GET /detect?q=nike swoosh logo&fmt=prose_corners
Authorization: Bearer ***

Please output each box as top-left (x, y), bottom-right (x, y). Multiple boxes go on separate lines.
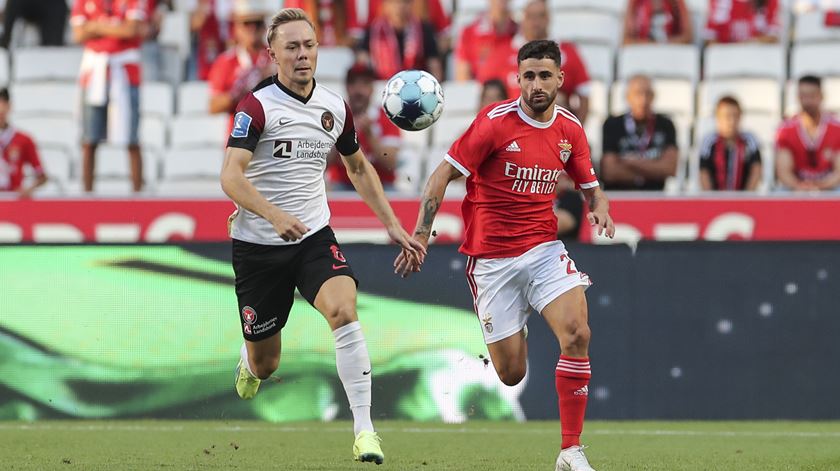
top-left (332, 264), bottom-right (349, 270)
top-left (362, 369), bottom-right (371, 375)
top-left (279, 118), bottom-right (291, 125)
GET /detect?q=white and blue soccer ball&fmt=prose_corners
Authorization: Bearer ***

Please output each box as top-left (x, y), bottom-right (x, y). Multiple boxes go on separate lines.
top-left (382, 70), bottom-right (444, 131)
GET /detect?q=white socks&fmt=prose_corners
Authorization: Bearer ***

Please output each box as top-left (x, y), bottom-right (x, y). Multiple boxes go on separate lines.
top-left (333, 321), bottom-right (374, 435)
top-left (240, 343), bottom-right (257, 377)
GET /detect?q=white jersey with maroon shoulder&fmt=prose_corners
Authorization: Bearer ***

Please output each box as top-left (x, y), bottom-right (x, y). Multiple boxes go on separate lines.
top-left (445, 98), bottom-right (599, 259)
top-left (227, 76), bottom-right (359, 245)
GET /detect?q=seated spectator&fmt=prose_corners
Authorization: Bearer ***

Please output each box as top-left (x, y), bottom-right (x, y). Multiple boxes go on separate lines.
top-left (327, 64), bottom-right (402, 192)
top-left (71, 0), bottom-right (149, 193)
top-left (357, 0), bottom-right (443, 81)
top-left (705, 0), bottom-right (780, 43)
top-left (623, 0), bottom-right (693, 45)
top-left (601, 75), bottom-right (679, 190)
top-left (283, 0), bottom-right (362, 47)
top-left (698, 96), bottom-right (763, 191)
top-left (454, 0), bottom-right (517, 81)
top-left (479, 79), bottom-right (509, 109)
top-left (1, 0), bottom-right (69, 48)
top-left (776, 75), bottom-right (840, 191)
top-left (479, 0), bottom-right (591, 122)
top-left (208, 0), bottom-right (273, 132)
top-left (0, 89), bottom-right (47, 198)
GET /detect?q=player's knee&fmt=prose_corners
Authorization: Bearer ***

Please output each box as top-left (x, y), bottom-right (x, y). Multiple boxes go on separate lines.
top-left (498, 364), bottom-right (527, 386)
top-left (565, 323), bottom-right (591, 350)
top-left (251, 354), bottom-right (279, 380)
top-left (324, 303), bottom-right (357, 329)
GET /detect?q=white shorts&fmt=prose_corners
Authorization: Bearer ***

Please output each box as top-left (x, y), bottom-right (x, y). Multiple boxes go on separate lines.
top-left (465, 240), bottom-right (592, 344)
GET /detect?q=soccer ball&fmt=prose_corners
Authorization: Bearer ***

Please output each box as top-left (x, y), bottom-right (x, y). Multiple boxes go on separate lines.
top-left (382, 70), bottom-right (444, 131)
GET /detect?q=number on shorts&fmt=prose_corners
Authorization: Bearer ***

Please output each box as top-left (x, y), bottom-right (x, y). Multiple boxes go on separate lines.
top-left (559, 253), bottom-right (578, 275)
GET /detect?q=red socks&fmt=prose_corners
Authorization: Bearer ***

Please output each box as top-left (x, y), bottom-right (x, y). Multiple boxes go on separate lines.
top-left (555, 355), bottom-right (591, 449)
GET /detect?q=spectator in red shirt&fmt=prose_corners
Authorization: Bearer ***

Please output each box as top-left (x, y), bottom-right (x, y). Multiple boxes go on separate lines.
top-left (189, 0), bottom-right (227, 80)
top-left (454, 0), bottom-right (518, 81)
top-left (283, 0), bottom-right (362, 47)
top-left (328, 64), bottom-right (402, 192)
top-left (357, 0), bottom-right (443, 81)
top-left (478, 0), bottom-right (592, 123)
top-left (0, 89), bottom-right (47, 198)
top-left (705, 0), bottom-right (780, 44)
top-left (623, 0), bottom-right (693, 45)
top-left (698, 96), bottom-right (763, 191)
top-left (208, 1), bottom-right (273, 130)
top-left (366, 0), bottom-right (452, 53)
top-left (71, 0), bottom-right (149, 193)
top-left (776, 75), bottom-right (840, 191)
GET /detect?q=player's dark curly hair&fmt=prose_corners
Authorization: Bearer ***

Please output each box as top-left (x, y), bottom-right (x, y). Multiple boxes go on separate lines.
top-left (517, 40), bottom-right (562, 66)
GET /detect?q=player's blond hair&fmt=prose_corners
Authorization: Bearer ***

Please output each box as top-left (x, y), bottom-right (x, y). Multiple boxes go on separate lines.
top-left (267, 8), bottom-right (315, 45)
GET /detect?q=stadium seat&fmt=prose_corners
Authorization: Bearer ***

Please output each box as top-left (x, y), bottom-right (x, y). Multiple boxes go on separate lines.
top-left (584, 114), bottom-right (603, 165)
top-left (0, 48), bottom-right (9, 87)
top-left (784, 77), bottom-right (840, 116)
top-left (9, 82), bottom-right (78, 117)
top-left (176, 81), bottom-right (210, 115)
top-left (170, 115), bottom-right (229, 148)
top-left (140, 116), bottom-right (168, 152)
top-left (791, 42), bottom-right (840, 78)
top-left (157, 11), bottom-right (191, 59)
top-left (704, 44), bottom-right (785, 80)
top-left (315, 47), bottom-right (355, 81)
top-left (141, 81), bottom-right (175, 119)
top-left (586, 80), bottom-right (608, 123)
top-left (396, 126), bottom-right (432, 192)
top-left (609, 79), bottom-right (695, 121)
top-left (441, 80), bottom-right (480, 117)
top-left (551, 11), bottom-right (622, 48)
top-left (12, 47), bottom-right (83, 82)
top-left (697, 79), bottom-right (782, 118)
top-left (426, 144), bottom-right (467, 197)
top-left (793, 11), bottom-right (840, 43)
top-left (157, 146), bottom-right (225, 196)
top-left (90, 145), bottom-right (159, 183)
top-left (618, 45), bottom-right (700, 83)
top-left (37, 145), bottom-right (73, 193)
top-left (577, 44), bottom-right (614, 84)
top-left (549, 0), bottom-right (626, 16)
top-left (431, 115), bottom-right (472, 148)
top-left (15, 116), bottom-right (78, 151)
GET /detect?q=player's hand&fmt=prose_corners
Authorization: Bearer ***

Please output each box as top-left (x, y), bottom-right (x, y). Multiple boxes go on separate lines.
top-left (587, 209), bottom-right (615, 239)
top-left (392, 230), bottom-right (428, 278)
top-left (270, 211), bottom-right (309, 242)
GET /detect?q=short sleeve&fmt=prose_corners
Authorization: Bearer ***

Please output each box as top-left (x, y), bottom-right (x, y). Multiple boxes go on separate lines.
top-left (565, 123), bottom-right (599, 189)
top-left (602, 117), bottom-right (621, 155)
top-left (698, 134), bottom-right (715, 169)
top-left (445, 114), bottom-right (495, 177)
top-left (336, 101), bottom-right (361, 156)
top-left (70, 0), bottom-right (87, 25)
top-left (23, 135), bottom-right (44, 176)
top-left (661, 117), bottom-right (677, 148)
top-left (226, 93), bottom-right (265, 152)
top-left (207, 56), bottom-right (230, 95)
top-left (775, 124), bottom-right (790, 150)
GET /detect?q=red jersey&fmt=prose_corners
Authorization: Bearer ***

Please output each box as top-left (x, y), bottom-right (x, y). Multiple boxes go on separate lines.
top-left (477, 37), bottom-right (591, 103)
top-left (0, 128), bottom-right (43, 192)
top-left (454, 14), bottom-right (517, 78)
top-left (208, 47), bottom-right (273, 133)
top-left (328, 107), bottom-right (401, 185)
top-left (283, 0), bottom-right (363, 45)
top-left (776, 114), bottom-right (840, 181)
top-left (367, 0), bottom-right (451, 33)
top-left (705, 0), bottom-right (780, 43)
top-left (445, 100), bottom-right (599, 259)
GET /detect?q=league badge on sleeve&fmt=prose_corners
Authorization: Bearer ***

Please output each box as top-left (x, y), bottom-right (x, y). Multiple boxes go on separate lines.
top-left (232, 112), bottom-right (252, 138)
top-left (559, 140), bottom-right (573, 164)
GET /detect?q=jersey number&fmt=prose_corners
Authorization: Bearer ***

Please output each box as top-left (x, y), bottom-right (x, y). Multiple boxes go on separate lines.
top-left (273, 140), bottom-right (293, 159)
top-left (559, 254), bottom-right (578, 275)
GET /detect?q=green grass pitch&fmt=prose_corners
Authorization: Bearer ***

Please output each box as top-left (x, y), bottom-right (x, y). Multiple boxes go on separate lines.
top-left (2, 420), bottom-right (839, 470)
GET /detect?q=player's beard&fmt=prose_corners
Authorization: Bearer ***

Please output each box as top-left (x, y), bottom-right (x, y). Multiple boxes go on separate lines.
top-left (526, 89), bottom-right (556, 114)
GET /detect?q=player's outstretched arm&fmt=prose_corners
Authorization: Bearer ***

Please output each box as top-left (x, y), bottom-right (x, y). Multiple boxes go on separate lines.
top-left (394, 160), bottom-right (462, 278)
top-left (220, 146), bottom-right (309, 241)
top-left (581, 186), bottom-right (616, 239)
top-left (341, 149), bottom-right (427, 264)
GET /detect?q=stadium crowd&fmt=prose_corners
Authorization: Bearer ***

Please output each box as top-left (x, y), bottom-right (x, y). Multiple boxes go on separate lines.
top-left (0, 0), bottom-right (839, 201)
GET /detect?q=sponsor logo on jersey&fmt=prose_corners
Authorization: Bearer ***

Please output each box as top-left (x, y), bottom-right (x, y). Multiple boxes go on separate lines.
top-left (242, 306), bottom-right (257, 325)
top-left (330, 244), bottom-right (346, 262)
top-left (243, 323), bottom-right (252, 335)
top-left (278, 118), bottom-right (291, 126)
top-left (558, 140), bottom-right (572, 163)
top-left (273, 140), bottom-right (293, 159)
top-left (505, 140), bottom-right (521, 152)
top-left (321, 111), bottom-right (335, 131)
top-left (231, 112), bottom-right (252, 138)
top-left (504, 161), bottom-right (562, 194)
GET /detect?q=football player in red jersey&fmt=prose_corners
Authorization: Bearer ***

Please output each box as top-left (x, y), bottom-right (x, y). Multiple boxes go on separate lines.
top-left (396, 40), bottom-right (614, 471)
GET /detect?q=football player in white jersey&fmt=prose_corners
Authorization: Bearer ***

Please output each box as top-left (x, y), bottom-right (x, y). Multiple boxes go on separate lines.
top-left (220, 8), bottom-right (425, 465)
